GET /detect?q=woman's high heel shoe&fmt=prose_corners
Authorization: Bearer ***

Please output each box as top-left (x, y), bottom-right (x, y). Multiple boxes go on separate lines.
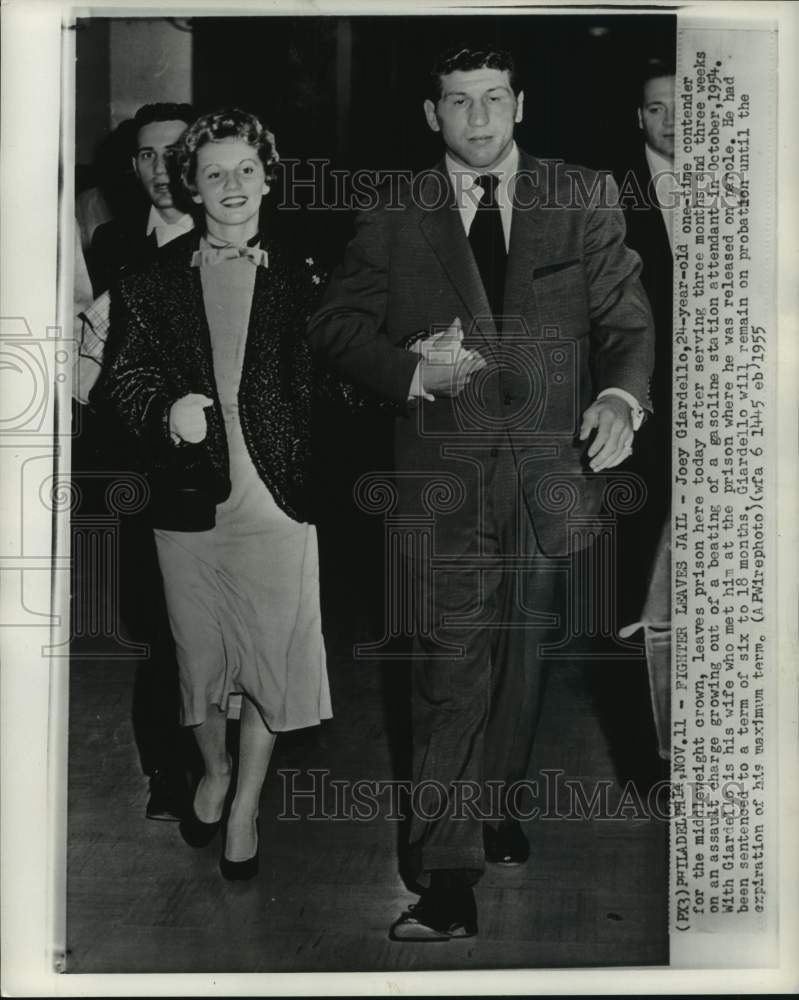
top-left (219, 818), bottom-right (259, 881)
top-left (179, 808), bottom-right (222, 848)
top-left (179, 771), bottom-right (231, 848)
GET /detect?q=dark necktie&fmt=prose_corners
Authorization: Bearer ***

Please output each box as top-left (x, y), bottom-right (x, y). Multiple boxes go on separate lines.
top-left (468, 173), bottom-right (506, 322)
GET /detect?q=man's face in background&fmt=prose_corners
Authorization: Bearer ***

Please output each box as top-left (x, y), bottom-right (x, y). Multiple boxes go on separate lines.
top-left (132, 119), bottom-right (188, 213)
top-left (638, 75), bottom-right (675, 161)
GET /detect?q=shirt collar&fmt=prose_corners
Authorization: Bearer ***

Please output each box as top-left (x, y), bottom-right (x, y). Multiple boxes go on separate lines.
top-left (146, 205), bottom-right (194, 236)
top-left (444, 143), bottom-right (520, 200)
top-left (644, 143), bottom-right (675, 179)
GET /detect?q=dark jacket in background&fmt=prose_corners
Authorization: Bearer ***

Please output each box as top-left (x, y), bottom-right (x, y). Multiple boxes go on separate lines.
top-left (612, 146), bottom-right (673, 624)
top-left (615, 146), bottom-right (673, 428)
top-left (88, 210), bottom-right (160, 297)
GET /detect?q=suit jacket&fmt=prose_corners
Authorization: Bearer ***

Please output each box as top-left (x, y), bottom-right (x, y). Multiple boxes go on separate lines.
top-left (308, 149), bottom-right (655, 556)
top-left (613, 146), bottom-right (674, 626)
top-left (615, 146), bottom-right (673, 426)
top-left (99, 229), bottom-right (328, 526)
top-left (88, 211), bottom-right (159, 297)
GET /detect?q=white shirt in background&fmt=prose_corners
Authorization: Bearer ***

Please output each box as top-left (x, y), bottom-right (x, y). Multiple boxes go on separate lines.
top-left (146, 205), bottom-right (194, 248)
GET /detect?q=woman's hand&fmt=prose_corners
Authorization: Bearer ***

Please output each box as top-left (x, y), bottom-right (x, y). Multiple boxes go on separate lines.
top-left (169, 393), bottom-right (214, 445)
top-left (416, 317), bottom-right (487, 399)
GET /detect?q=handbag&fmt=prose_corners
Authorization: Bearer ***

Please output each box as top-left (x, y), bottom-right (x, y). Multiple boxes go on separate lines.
top-left (147, 442), bottom-right (218, 531)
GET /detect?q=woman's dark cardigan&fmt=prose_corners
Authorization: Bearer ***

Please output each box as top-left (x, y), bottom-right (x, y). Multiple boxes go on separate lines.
top-left (98, 229), bottom-right (346, 527)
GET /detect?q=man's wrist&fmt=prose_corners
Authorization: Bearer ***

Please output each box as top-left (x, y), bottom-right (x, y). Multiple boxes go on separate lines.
top-left (408, 358), bottom-right (435, 402)
top-left (597, 388), bottom-right (644, 430)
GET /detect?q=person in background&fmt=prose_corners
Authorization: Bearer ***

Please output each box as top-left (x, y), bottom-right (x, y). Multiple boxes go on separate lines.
top-left (76, 118), bottom-right (137, 256)
top-left (88, 102), bottom-right (196, 295)
top-left (612, 58), bottom-right (677, 766)
top-left (620, 57), bottom-right (675, 438)
top-left (76, 102), bottom-right (196, 824)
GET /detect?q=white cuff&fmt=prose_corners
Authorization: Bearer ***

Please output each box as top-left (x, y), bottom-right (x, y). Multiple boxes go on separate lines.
top-left (408, 359), bottom-right (434, 402)
top-left (597, 388), bottom-right (644, 431)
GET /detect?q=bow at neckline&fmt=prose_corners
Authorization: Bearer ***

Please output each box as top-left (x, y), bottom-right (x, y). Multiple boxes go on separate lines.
top-left (191, 233), bottom-right (269, 269)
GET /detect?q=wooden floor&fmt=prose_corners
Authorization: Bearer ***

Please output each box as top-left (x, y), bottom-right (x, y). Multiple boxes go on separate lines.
top-left (67, 606), bottom-right (668, 973)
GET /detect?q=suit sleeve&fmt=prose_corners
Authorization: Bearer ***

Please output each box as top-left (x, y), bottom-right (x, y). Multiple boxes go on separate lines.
top-left (584, 174), bottom-right (655, 411)
top-left (96, 277), bottom-right (180, 469)
top-left (87, 222), bottom-right (113, 298)
top-left (306, 205), bottom-right (420, 404)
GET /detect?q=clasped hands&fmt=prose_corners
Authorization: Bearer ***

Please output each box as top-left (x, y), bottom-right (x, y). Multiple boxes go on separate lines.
top-left (168, 323), bottom-right (635, 471)
top-left (411, 316), bottom-right (487, 401)
top-left (411, 316), bottom-right (634, 471)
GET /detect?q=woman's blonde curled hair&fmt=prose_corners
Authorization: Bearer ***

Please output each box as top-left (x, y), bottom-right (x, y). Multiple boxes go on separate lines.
top-left (177, 108), bottom-right (279, 196)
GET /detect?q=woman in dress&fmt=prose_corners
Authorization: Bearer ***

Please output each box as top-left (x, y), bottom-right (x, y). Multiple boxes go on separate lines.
top-left (102, 109), bottom-right (331, 880)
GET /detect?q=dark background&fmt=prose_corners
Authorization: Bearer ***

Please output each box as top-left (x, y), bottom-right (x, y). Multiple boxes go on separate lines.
top-left (191, 14), bottom-right (675, 171)
top-left (78, 13), bottom-right (676, 264)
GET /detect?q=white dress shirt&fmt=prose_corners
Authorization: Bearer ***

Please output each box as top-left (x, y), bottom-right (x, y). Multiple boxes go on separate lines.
top-left (146, 205), bottom-right (194, 247)
top-left (445, 142), bottom-right (518, 249)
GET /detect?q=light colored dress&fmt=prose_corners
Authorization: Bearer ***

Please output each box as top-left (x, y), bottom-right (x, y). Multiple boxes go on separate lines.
top-left (154, 242), bottom-right (332, 731)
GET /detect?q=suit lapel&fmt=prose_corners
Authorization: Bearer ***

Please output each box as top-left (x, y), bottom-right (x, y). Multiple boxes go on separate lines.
top-left (418, 155), bottom-right (562, 340)
top-left (418, 168), bottom-right (496, 345)
top-left (639, 153), bottom-right (671, 258)
top-left (503, 154), bottom-right (559, 325)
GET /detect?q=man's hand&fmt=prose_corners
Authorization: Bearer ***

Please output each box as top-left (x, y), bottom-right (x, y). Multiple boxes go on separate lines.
top-left (415, 317), bottom-right (487, 399)
top-left (579, 395), bottom-right (634, 471)
top-left (169, 393), bottom-right (214, 444)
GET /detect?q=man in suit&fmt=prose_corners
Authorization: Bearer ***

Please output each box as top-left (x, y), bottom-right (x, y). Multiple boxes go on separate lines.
top-left (308, 45), bottom-right (654, 940)
top-left (80, 102), bottom-right (197, 822)
top-left (612, 59), bottom-right (675, 617)
top-left (619, 58), bottom-right (675, 439)
top-left (610, 60), bottom-right (676, 765)
top-left (88, 102), bottom-right (195, 295)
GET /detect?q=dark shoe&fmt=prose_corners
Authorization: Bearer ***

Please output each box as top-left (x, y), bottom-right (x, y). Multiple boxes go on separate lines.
top-left (219, 819), bottom-right (259, 881)
top-left (390, 887), bottom-right (477, 941)
top-left (179, 808), bottom-right (222, 848)
top-left (146, 770), bottom-right (186, 822)
top-left (483, 820), bottom-right (530, 866)
top-left (179, 774), bottom-right (229, 847)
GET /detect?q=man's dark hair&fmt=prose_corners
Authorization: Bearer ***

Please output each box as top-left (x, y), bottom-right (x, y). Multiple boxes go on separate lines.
top-left (638, 57), bottom-right (676, 106)
top-left (131, 102), bottom-right (195, 150)
top-left (429, 45), bottom-right (518, 101)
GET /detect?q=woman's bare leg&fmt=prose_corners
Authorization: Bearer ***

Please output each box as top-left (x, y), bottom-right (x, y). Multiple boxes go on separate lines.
top-left (191, 705), bottom-right (231, 823)
top-left (225, 696), bottom-right (276, 861)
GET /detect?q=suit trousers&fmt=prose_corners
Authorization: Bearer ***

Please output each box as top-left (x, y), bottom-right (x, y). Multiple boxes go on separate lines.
top-left (406, 448), bottom-right (565, 887)
top-left (81, 403), bottom-right (194, 784)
